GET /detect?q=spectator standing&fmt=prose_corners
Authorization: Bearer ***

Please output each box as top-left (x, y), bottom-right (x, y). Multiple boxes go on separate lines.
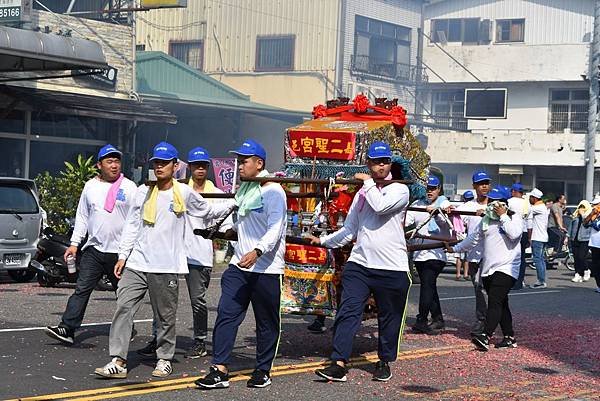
top-left (528, 188), bottom-right (549, 289)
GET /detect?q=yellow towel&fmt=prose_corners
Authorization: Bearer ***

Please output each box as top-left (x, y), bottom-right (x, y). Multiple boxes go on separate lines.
top-left (143, 179), bottom-right (186, 225)
top-left (188, 178), bottom-right (217, 194)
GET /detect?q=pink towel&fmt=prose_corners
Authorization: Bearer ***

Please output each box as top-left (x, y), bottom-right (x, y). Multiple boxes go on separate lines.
top-left (104, 174), bottom-right (124, 213)
top-left (357, 172), bottom-right (392, 212)
top-left (452, 214), bottom-right (465, 234)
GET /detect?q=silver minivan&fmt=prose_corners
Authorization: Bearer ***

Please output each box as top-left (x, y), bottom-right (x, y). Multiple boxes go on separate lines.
top-left (0, 178), bottom-right (43, 282)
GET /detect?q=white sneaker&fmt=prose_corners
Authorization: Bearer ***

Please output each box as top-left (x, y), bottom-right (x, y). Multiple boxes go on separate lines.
top-left (583, 270), bottom-right (591, 281)
top-left (571, 274), bottom-right (583, 283)
top-left (595, 287), bottom-right (600, 293)
top-left (152, 359), bottom-right (173, 378)
top-left (529, 281), bottom-right (547, 289)
top-left (95, 357), bottom-right (127, 379)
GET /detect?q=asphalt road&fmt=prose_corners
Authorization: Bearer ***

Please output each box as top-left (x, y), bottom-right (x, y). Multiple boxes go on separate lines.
top-left (1, 265), bottom-right (599, 401)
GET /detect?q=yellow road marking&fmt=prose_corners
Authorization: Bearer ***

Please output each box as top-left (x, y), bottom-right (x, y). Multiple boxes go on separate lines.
top-left (11, 345), bottom-right (469, 401)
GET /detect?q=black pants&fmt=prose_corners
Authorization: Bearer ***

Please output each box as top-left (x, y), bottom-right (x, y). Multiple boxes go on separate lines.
top-left (212, 265), bottom-right (281, 371)
top-left (330, 262), bottom-right (411, 363)
top-left (589, 247), bottom-right (600, 287)
top-left (572, 240), bottom-right (589, 276)
top-left (482, 272), bottom-right (516, 337)
top-left (414, 260), bottom-right (445, 323)
top-left (61, 247), bottom-right (118, 331)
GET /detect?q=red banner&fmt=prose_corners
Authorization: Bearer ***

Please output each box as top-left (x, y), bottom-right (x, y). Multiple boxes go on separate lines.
top-left (288, 130), bottom-right (355, 160)
top-left (285, 244), bottom-right (328, 266)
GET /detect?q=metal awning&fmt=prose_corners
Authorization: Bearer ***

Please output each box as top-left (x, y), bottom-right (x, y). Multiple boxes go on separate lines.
top-left (2, 85), bottom-right (177, 124)
top-left (0, 25), bottom-right (107, 72)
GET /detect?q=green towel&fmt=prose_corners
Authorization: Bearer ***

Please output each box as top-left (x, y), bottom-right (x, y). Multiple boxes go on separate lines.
top-left (482, 201), bottom-right (506, 231)
top-left (235, 170), bottom-right (270, 216)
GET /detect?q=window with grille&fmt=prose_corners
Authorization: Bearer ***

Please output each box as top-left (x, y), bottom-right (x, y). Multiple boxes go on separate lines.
top-left (169, 41), bottom-right (204, 71)
top-left (255, 36), bottom-right (295, 71)
top-left (496, 19), bottom-right (525, 42)
top-left (431, 90), bottom-right (468, 130)
top-left (549, 89), bottom-right (589, 132)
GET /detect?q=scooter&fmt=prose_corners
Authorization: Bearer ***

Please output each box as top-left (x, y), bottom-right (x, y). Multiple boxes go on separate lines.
top-left (28, 226), bottom-right (114, 290)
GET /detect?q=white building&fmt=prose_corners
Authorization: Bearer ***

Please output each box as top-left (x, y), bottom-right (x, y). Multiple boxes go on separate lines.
top-left (420, 0), bottom-right (595, 201)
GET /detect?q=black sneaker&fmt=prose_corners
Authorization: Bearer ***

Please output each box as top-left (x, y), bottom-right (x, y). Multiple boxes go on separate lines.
top-left (195, 365), bottom-right (230, 389)
top-left (136, 339), bottom-right (157, 356)
top-left (471, 333), bottom-right (489, 352)
top-left (372, 361), bottom-right (392, 382)
top-left (411, 320), bottom-right (431, 334)
top-left (44, 326), bottom-right (74, 345)
top-left (185, 339), bottom-right (208, 359)
top-left (315, 362), bottom-right (347, 382)
top-left (246, 369), bottom-right (272, 388)
top-left (307, 318), bottom-right (327, 333)
top-left (495, 336), bottom-right (517, 349)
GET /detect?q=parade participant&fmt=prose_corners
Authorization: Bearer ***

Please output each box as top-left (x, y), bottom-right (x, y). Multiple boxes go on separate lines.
top-left (310, 141), bottom-right (411, 383)
top-left (569, 200), bottom-right (592, 283)
top-left (458, 171), bottom-right (491, 335)
top-left (196, 139), bottom-right (287, 389)
top-left (94, 142), bottom-right (233, 379)
top-left (45, 144), bottom-right (137, 345)
top-left (136, 147), bottom-right (232, 359)
top-left (455, 190), bottom-right (474, 281)
top-left (448, 187), bottom-right (523, 351)
top-left (528, 188), bottom-right (549, 288)
top-left (584, 195), bottom-right (600, 293)
top-left (508, 183), bottom-right (529, 290)
top-left (407, 175), bottom-right (451, 335)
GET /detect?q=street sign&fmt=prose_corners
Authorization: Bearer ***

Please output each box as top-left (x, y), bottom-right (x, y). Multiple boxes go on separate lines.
top-left (0, 0), bottom-right (21, 23)
top-left (73, 67), bottom-right (118, 90)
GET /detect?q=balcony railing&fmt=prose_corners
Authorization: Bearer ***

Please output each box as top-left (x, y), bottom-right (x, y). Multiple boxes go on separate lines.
top-left (350, 55), bottom-right (427, 83)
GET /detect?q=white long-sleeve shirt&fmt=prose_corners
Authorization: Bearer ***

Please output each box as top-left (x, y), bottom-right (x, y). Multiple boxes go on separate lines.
top-left (320, 179), bottom-right (410, 271)
top-left (230, 183), bottom-right (287, 274)
top-left (70, 177), bottom-right (138, 253)
top-left (185, 187), bottom-right (233, 267)
top-left (405, 198), bottom-right (451, 263)
top-left (528, 203), bottom-right (549, 242)
top-left (458, 199), bottom-right (487, 263)
top-left (453, 213), bottom-right (523, 279)
top-left (118, 184), bottom-right (234, 274)
top-left (508, 196), bottom-right (529, 233)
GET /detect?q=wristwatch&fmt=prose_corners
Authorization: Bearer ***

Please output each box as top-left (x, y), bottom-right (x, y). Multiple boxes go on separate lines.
top-left (254, 248), bottom-right (263, 257)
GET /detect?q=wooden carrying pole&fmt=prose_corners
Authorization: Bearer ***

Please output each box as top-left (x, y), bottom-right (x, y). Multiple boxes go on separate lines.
top-left (241, 176), bottom-right (412, 186)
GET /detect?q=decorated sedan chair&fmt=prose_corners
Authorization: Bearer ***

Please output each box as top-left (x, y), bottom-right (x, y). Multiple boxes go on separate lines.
top-left (279, 95), bottom-right (430, 317)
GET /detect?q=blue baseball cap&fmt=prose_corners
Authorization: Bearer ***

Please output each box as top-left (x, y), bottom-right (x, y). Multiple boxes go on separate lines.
top-left (97, 144), bottom-right (122, 161)
top-left (488, 186), bottom-right (508, 201)
top-left (150, 141), bottom-right (178, 161)
top-left (230, 139), bottom-right (267, 160)
top-left (472, 170), bottom-right (491, 184)
top-left (367, 141), bottom-right (392, 159)
top-left (188, 147), bottom-right (211, 163)
top-left (463, 190), bottom-right (474, 201)
top-left (511, 183), bottom-right (524, 192)
top-left (427, 175), bottom-right (441, 188)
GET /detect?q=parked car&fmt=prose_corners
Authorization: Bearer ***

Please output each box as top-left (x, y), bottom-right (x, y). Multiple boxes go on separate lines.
top-left (0, 178), bottom-right (43, 282)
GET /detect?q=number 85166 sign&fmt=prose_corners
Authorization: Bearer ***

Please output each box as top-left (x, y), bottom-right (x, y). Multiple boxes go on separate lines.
top-left (0, 6), bottom-right (21, 22)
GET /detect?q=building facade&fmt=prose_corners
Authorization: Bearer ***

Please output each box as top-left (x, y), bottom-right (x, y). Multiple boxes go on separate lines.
top-left (420, 0), bottom-right (596, 200)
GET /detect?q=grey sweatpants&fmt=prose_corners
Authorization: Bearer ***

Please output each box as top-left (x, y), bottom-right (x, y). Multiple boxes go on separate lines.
top-left (109, 268), bottom-right (179, 361)
top-left (184, 265), bottom-right (212, 340)
top-left (469, 262), bottom-right (488, 333)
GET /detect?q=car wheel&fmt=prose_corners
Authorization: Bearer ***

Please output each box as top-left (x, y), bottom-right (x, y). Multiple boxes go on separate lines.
top-left (8, 269), bottom-right (37, 283)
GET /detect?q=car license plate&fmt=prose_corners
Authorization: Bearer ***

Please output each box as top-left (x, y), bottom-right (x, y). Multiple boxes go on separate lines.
top-left (4, 253), bottom-right (23, 266)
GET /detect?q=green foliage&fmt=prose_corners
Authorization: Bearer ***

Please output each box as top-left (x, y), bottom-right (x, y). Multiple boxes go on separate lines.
top-left (35, 155), bottom-right (98, 234)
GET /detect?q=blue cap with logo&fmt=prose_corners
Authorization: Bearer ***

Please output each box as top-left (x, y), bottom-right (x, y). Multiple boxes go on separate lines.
top-left (97, 144), bottom-right (122, 161)
top-left (188, 147), bottom-right (211, 163)
top-left (511, 182), bottom-right (524, 192)
top-left (367, 141), bottom-right (392, 159)
top-left (150, 141), bottom-right (178, 161)
top-left (230, 139), bottom-right (267, 160)
top-left (463, 190), bottom-right (474, 201)
top-left (472, 170), bottom-right (491, 184)
top-left (427, 175), bottom-right (441, 188)
top-left (488, 186), bottom-right (508, 201)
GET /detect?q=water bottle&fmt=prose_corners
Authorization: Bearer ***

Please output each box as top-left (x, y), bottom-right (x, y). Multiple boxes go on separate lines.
top-left (66, 255), bottom-right (76, 274)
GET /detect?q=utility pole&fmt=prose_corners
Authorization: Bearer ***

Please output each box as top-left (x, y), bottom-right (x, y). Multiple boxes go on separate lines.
top-left (586, 0), bottom-right (600, 200)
